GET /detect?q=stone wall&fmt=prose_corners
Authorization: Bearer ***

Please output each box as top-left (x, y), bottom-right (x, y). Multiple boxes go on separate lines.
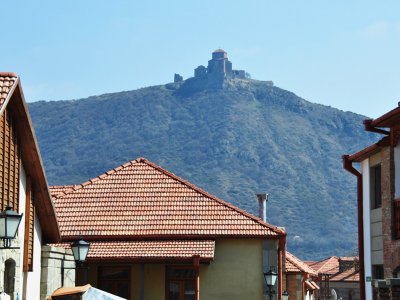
top-left (0, 241), bottom-right (22, 300)
top-left (40, 245), bottom-right (75, 300)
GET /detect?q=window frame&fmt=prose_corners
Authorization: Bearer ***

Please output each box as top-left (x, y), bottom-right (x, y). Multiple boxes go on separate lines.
top-left (165, 265), bottom-right (196, 300)
top-left (370, 164), bottom-right (382, 209)
top-left (97, 265), bottom-right (131, 299)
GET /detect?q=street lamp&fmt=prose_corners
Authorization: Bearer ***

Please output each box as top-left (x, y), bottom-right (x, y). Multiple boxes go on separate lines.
top-left (0, 206), bottom-right (23, 248)
top-left (61, 239), bottom-right (90, 286)
top-left (264, 269), bottom-right (278, 300)
top-left (282, 290), bottom-right (289, 300)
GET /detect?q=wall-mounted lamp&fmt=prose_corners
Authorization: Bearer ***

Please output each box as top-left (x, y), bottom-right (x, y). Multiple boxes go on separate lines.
top-left (61, 239), bottom-right (90, 286)
top-left (0, 206), bottom-right (23, 248)
top-left (264, 269), bottom-right (278, 300)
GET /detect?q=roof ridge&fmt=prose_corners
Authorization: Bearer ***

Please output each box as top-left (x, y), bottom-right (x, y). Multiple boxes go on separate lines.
top-left (54, 159), bottom-right (138, 198)
top-left (55, 157), bottom-right (284, 236)
top-left (138, 157), bottom-right (285, 236)
top-left (0, 72), bottom-right (18, 77)
top-left (286, 251), bottom-right (317, 276)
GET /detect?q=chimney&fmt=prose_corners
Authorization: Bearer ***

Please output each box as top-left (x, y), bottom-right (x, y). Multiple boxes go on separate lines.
top-left (256, 193), bottom-right (268, 222)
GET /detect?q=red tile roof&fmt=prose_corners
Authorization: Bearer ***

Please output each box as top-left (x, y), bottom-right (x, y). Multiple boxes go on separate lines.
top-left (88, 240), bottom-right (214, 261)
top-left (307, 256), bottom-right (339, 274)
top-left (53, 158), bottom-right (284, 240)
top-left (0, 72), bottom-right (18, 112)
top-left (286, 251), bottom-right (318, 277)
top-left (329, 266), bottom-right (359, 282)
top-left (55, 240), bottom-right (215, 262)
top-left (306, 256), bottom-right (359, 282)
top-left (50, 185), bottom-right (77, 198)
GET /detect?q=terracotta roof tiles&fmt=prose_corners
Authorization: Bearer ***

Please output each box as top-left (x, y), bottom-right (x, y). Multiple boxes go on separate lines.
top-left (50, 185), bottom-right (77, 198)
top-left (88, 240), bottom-right (214, 261)
top-left (55, 240), bottom-right (215, 261)
top-left (286, 251), bottom-right (318, 276)
top-left (53, 158), bottom-right (284, 240)
top-left (0, 72), bottom-right (18, 112)
top-left (306, 256), bottom-right (359, 282)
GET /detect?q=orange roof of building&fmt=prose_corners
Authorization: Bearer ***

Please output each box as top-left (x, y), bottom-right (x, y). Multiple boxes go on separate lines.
top-left (0, 72), bottom-right (18, 112)
top-left (329, 265), bottom-right (360, 282)
top-left (87, 240), bottom-right (214, 262)
top-left (306, 256), bottom-right (359, 282)
top-left (307, 256), bottom-right (339, 274)
top-left (53, 157), bottom-right (284, 240)
top-left (285, 251), bottom-right (318, 277)
top-left (50, 185), bottom-right (77, 198)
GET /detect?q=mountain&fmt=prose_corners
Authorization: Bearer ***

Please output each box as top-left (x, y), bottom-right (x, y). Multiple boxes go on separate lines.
top-left (28, 78), bottom-right (377, 260)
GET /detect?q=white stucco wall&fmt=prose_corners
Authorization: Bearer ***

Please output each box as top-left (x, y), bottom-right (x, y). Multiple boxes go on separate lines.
top-left (361, 159), bottom-right (373, 300)
top-left (24, 214), bottom-right (42, 299)
top-left (15, 165), bottom-right (43, 300)
top-left (17, 164), bottom-right (27, 300)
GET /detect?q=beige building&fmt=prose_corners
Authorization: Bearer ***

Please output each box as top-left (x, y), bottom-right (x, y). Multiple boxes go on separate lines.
top-left (51, 157), bottom-right (287, 300)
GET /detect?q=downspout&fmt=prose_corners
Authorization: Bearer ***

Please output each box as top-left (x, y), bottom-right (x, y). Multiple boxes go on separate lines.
top-left (342, 155), bottom-right (366, 300)
top-left (278, 234), bottom-right (286, 300)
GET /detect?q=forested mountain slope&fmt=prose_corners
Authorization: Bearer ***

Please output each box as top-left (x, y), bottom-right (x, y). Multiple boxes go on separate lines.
top-left (29, 78), bottom-right (377, 259)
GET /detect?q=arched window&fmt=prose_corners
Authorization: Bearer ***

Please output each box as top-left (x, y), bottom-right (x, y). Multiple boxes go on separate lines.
top-left (4, 258), bottom-right (16, 296)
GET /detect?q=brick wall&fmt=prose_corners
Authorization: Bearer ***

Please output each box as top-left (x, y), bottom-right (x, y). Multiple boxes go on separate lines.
top-left (381, 145), bottom-right (400, 277)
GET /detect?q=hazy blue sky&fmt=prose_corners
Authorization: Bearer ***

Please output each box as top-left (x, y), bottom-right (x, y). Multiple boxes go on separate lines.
top-left (2, 1), bottom-right (399, 117)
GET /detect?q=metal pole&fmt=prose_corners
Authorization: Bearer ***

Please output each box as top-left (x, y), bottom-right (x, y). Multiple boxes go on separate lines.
top-left (61, 260), bottom-right (64, 287)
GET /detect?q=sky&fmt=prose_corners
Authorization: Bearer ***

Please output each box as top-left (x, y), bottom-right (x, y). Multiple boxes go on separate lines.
top-left (1, 1), bottom-right (400, 118)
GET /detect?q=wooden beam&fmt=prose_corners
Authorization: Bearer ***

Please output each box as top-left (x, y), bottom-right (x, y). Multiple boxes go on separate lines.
top-left (23, 176), bottom-right (31, 272)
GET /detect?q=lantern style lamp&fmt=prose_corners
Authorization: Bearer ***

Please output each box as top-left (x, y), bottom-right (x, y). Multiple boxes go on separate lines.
top-left (61, 239), bottom-right (90, 286)
top-left (71, 239), bottom-right (90, 264)
top-left (0, 206), bottom-right (23, 248)
top-left (282, 290), bottom-right (289, 300)
top-left (264, 269), bottom-right (278, 300)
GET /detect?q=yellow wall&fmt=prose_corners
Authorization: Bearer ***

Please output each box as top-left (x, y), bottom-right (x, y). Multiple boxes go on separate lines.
top-left (85, 263), bottom-right (165, 300)
top-left (200, 239), bottom-right (264, 300)
top-left (83, 238), bottom-right (264, 300)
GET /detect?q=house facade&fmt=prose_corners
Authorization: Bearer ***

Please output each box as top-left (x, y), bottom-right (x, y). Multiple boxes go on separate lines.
top-left (343, 103), bottom-right (400, 299)
top-left (0, 72), bottom-right (62, 300)
top-left (51, 157), bottom-right (287, 300)
top-left (285, 251), bottom-right (319, 300)
top-left (307, 256), bottom-right (359, 300)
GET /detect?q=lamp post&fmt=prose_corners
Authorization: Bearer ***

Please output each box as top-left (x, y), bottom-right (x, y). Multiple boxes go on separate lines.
top-left (282, 290), bottom-right (289, 300)
top-left (264, 269), bottom-right (278, 300)
top-left (0, 206), bottom-right (23, 248)
top-left (61, 239), bottom-right (90, 286)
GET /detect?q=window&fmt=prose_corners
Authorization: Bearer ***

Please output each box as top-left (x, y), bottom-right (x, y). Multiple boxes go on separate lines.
top-left (4, 259), bottom-right (16, 297)
top-left (370, 165), bottom-right (382, 209)
top-left (98, 266), bottom-right (130, 299)
top-left (372, 265), bottom-right (384, 279)
top-left (166, 266), bottom-right (196, 300)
